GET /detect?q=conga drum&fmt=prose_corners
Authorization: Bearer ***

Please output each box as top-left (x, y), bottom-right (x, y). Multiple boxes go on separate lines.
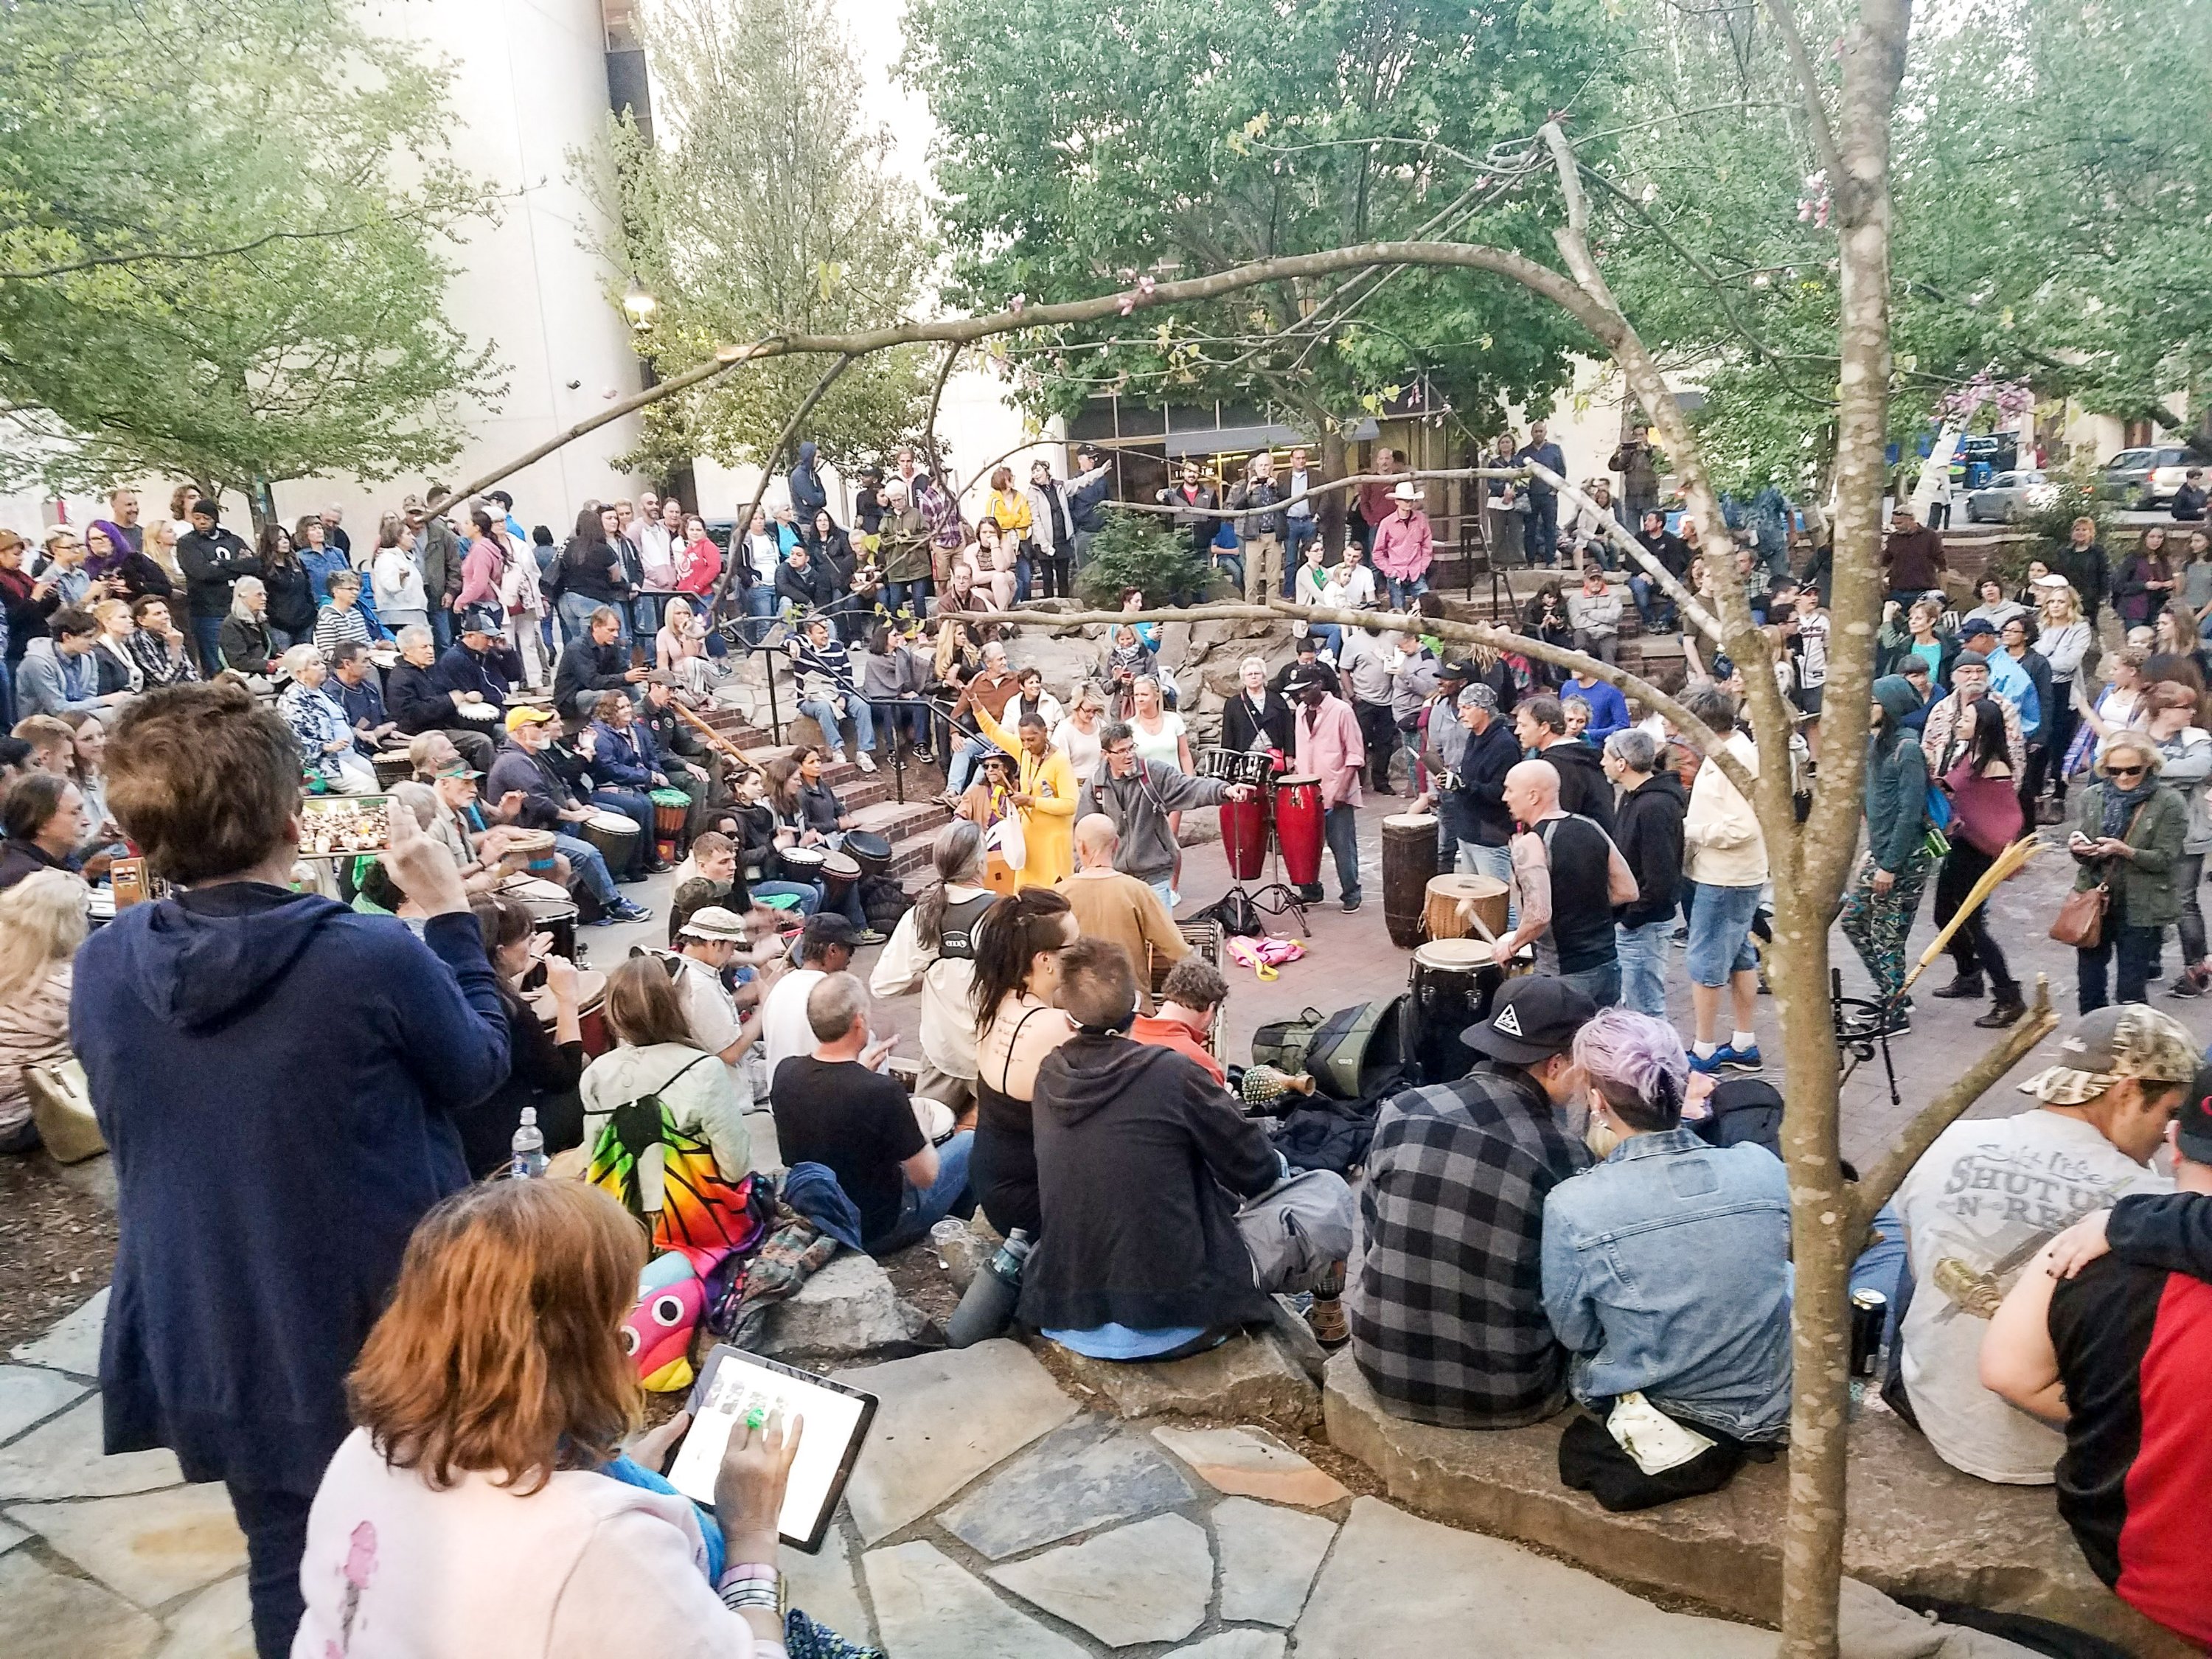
top-left (1221, 792), bottom-right (1268, 881)
top-left (529, 966), bottom-right (608, 1055)
top-left (649, 787), bottom-right (691, 862)
top-left (1422, 873), bottom-right (1509, 942)
top-left (1408, 939), bottom-right (1503, 1085)
top-left (580, 810), bottom-right (640, 874)
top-left (819, 849), bottom-right (862, 906)
top-left (777, 844), bottom-right (828, 887)
top-left (1381, 813), bottom-right (1440, 948)
top-left (504, 874), bottom-right (578, 961)
top-left (1273, 775), bottom-right (1324, 888)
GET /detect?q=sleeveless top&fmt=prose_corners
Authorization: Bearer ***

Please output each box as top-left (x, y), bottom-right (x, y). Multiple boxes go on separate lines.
top-left (1536, 814), bottom-right (1618, 976)
top-left (975, 1003), bottom-right (1053, 1139)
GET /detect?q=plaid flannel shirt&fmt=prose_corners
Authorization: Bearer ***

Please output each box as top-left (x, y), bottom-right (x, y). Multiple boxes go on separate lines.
top-left (1349, 1065), bottom-right (1590, 1429)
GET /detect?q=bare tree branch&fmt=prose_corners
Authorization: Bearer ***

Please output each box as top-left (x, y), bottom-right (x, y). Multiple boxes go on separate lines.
top-left (1520, 458), bottom-right (1725, 644)
top-left (919, 341), bottom-right (961, 482)
top-left (711, 352), bottom-right (855, 611)
top-left (0, 223), bottom-right (376, 282)
top-left (1764, 0), bottom-right (1848, 195)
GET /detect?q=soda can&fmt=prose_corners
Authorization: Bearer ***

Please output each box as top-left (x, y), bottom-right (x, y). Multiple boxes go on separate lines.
top-left (1849, 1287), bottom-right (1888, 1378)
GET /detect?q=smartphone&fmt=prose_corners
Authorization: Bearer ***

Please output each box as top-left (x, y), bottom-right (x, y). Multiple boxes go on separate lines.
top-left (298, 795), bottom-right (396, 859)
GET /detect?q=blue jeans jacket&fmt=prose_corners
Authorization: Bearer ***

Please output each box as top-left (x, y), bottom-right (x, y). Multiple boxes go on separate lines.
top-left (1540, 1125), bottom-right (1792, 1439)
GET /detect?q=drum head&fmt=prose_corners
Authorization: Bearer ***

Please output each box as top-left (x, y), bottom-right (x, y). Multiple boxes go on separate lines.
top-left (1275, 773), bottom-right (1319, 786)
top-left (821, 851), bottom-right (861, 877)
top-left (780, 844), bottom-right (827, 869)
top-left (587, 810), bottom-right (636, 833)
top-left (1430, 873), bottom-right (1503, 899)
top-left (457, 702), bottom-right (499, 720)
top-left (1416, 939), bottom-right (1491, 969)
top-left (650, 788), bottom-right (690, 807)
top-left (844, 830), bottom-right (891, 859)
top-left (1383, 813), bottom-right (1439, 829)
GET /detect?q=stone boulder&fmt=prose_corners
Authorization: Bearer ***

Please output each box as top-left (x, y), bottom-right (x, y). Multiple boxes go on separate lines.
top-left (1040, 1326), bottom-right (1321, 1433)
top-left (757, 1252), bottom-right (928, 1361)
top-left (1321, 1352), bottom-right (2195, 1658)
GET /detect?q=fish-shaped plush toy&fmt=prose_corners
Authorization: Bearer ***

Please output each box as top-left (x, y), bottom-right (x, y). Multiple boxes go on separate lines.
top-left (622, 1259), bottom-right (705, 1392)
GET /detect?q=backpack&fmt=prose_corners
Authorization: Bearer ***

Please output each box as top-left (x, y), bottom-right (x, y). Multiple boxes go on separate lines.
top-left (587, 1055), bottom-right (769, 1268)
top-left (1195, 887), bottom-right (1266, 939)
top-left (1304, 996), bottom-right (1408, 1102)
top-left (1251, 1007), bottom-right (1327, 1074)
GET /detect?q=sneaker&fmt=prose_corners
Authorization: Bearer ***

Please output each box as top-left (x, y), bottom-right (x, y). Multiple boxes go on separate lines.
top-left (855, 928), bottom-right (887, 946)
top-left (913, 748), bottom-right (936, 765)
top-left (855, 753), bottom-right (877, 773)
top-left (611, 899), bottom-right (654, 924)
top-left (1342, 894), bottom-right (1363, 912)
top-left (1672, 925), bottom-right (1689, 945)
top-left (1719, 1043), bottom-right (1764, 1072)
top-left (1687, 1048), bottom-right (1729, 1076)
top-left (2166, 968), bottom-right (2206, 999)
top-left (1930, 973), bottom-right (1984, 1001)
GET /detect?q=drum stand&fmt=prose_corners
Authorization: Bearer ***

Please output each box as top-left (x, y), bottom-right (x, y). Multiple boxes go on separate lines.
top-left (1220, 807), bottom-right (1309, 936)
top-left (1832, 967), bottom-right (1902, 1106)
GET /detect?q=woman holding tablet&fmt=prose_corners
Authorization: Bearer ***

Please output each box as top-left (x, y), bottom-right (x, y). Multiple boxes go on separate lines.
top-left (291, 1180), bottom-right (806, 1659)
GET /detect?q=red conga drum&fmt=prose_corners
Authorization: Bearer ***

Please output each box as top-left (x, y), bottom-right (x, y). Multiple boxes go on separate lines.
top-left (1273, 774), bottom-right (1324, 888)
top-left (1221, 793), bottom-right (1268, 880)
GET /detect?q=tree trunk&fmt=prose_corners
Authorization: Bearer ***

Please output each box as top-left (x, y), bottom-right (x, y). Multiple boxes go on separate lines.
top-left (1320, 426), bottom-right (1350, 555)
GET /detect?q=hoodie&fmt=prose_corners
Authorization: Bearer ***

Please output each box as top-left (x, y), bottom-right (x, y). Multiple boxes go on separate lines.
top-left (1537, 737), bottom-right (1617, 838)
top-left (1613, 769), bottom-right (1687, 927)
top-left (1018, 1033), bottom-right (1279, 1337)
top-left (73, 884), bottom-right (510, 1490)
top-left (1865, 675), bottom-right (1930, 874)
top-left (13, 633), bottom-right (102, 717)
top-left (790, 441), bottom-right (828, 523)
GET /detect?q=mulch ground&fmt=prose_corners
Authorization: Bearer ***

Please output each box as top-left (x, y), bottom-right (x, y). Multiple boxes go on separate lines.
top-left (0, 1151), bottom-right (117, 1352)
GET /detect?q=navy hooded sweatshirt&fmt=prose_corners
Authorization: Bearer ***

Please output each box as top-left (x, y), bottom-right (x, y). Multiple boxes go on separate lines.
top-left (72, 883), bottom-right (510, 1492)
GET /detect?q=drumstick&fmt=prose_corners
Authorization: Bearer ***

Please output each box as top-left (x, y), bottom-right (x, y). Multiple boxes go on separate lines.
top-left (1455, 898), bottom-right (1502, 947)
top-left (672, 702), bottom-right (765, 779)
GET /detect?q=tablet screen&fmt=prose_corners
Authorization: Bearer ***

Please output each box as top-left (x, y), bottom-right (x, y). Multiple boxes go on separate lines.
top-left (665, 1346), bottom-right (876, 1552)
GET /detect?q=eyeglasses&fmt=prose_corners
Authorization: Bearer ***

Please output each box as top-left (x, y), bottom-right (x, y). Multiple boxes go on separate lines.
top-left (2109, 765), bottom-right (2147, 779)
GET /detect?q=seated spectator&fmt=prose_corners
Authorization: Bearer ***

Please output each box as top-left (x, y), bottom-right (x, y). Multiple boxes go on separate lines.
top-left (1891, 1004), bottom-right (2197, 1483)
top-left (1352, 976), bottom-right (1598, 1427)
top-left (310, 569), bottom-right (380, 658)
top-left (291, 1180), bottom-right (801, 1659)
top-left (74, 680), bottom-right (509, 1656)
top-left (585, 690), bottom-right (669, 880)
top-left (1981, 1066), bottom-right (2212, 1652)
top-left (453, 891), bottom-right (585, 1179)
top-left (554, 604), bottom-right (646, 724)
top-left (580, 954), bottom-right (751, 1181)
top-left (0, 771), bottom-right (92, 890)
top-left (276, 645), bottom-right (378, 795)
top-left (870, 821), bottom-right (995, 1117)
top-left (970, 889), bottom-right (1079, 1238)
top-left (771, 971), bottom-right (975, 1255)
top-left (122, 594), bottom-right (199, 689)
top-left (484, 706), bottom-right (650, 925)
top-left (1020, 937), bottom-right (1355, 1355)
top-left (1567, 565), bottom-right (1623, 667)
top-left (1056, 814), bottom-right (1186, 1010)
top-left (218, 575), bottom-right (279, 679)
top-left (757, 913), bottom-right (858, 1091)
top-left (388, 625), bottom-right (495, 773)
top-left (0, 869), bottom-right (86, 1155)
top-left (1130, 956), bottom-right (1229, 1086)
top-left (15, 604), bottom-right (124, 720)
top-left (662, 904), bottom-right (777, 1101)
top-left (326, 640), bottom-right (397, 751)
top-left (1542, 1010), bottom-right (1791, 1509)
top-left (428, 604), bottom-right (515, 723)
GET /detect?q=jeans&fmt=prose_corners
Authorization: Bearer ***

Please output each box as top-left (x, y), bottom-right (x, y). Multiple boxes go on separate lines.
top-left (631, 592), bottom-right (667, 641)
top-left (799, 694), bottom-right (874, 754)
top-left (1014, 552), bottom-right (1032, 602)
top-left (881, 578), bottom-right (933, 621)
top-left (1557, 958), bottom-right (1622, 1010)
top-left (2079, 922), bottom-right (2162, 1012)
top-left (431, 606), bottom-right (455, 652)
top-left (553, 832), bottom-right (619, 905)
top-left (1525, 494), bottom-right (1560, 565)
top-left (588, 787), bottom-right (655, 875)
top-left (227, 1481), bottom-right (316, 1659)
top-left (557, 592), bottom-right (603, 650)
top-left (191, 613), bottom-right (225, 675)
top-left (1309, 622), bottom-right (1343, 661)
top-left (1628, 574), bottom-right (1679, 630)
top-left (868, 1130), bottom-right (976, 1255)
top-left (946, 734), bottom-right (993, 794)
top-left (878, 698), bottom-right (929, 751)
top-left (1071, 527), bottom-right (1098, 568)
top-left (2175, 852), bottom-right (2207, 966)
top-left (1149, 876), bottom-right (1176, 909)
top-left (1385, 573), bottom-right (1430, 611)
top-left (1683, 879), bottom-right (1761, 986)
top-left (1354, 700), bottom-right (1397, 790)
top-left (1213, 552), bottom-right (1245, 594)
top-left (1615, 916), bottom-right (1675, 1016)
top-left (1284, 516), bottom-right (1318, 594)
top-left (1324, 801), bottom-right (1361, 902)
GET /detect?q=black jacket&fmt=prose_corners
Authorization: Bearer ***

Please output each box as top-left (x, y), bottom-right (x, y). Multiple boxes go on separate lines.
top-left (1635, 527), bottom-right (1692, 579)
top-left (1450, 717), bottom-right (1522, 846)
top-left (1018, 1033), bottom-right (1279, 1336)
top-left (553, 637), bottom-right (631, 722)
top-left (1613, 771), bottom-right (1686, 928)
top-left (387, 659), bottom-right (451, 734)
top-left (1539, 738), bottom-right (1617, 838)
top-left (1221, 688), bottom-right (1293, 755)
top-left (775, 557), bottom-right (838, 616)
top-left (261, 558), bottom-right (318, 637)
top-left (176, 528), bottom-right (258, 619)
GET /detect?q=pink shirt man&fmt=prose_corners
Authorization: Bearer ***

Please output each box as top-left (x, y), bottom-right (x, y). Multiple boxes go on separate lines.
top-left (1294, 691), bottom-right (1366, 810)
top-left (1371, 497), bottom-right (1434, 583)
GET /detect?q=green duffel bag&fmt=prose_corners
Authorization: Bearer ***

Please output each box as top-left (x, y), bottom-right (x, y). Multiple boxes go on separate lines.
top-left (1251, 1007), bottom-right (1327, 1075)
top-left (1303, 995), bottom-right (1409, 1102)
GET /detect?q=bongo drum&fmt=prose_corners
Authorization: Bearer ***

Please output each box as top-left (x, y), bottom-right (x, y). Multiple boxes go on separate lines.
top-left (1382, 813), bottom-right (1440, 949)
top-left (1196, 746), bottom-right (1239, 782)
top-left (580, 810), bottom-right (640, 873)
top-left (504, 874), bottom-right (577, 961)
top-left (372, 749), bottom-right (414, 790)
top-left (1408, 939), bottom-right (1502, 1085)
top-left (819, 849), bottom-right (862, 905)
top-left (844, 830), bottom-right (893, 878)
top-left (1272, 775), bottom-right (1324, 888)
top-left (1220, 790), bottom-right (1269, 881)
top-left (1422, 873), bottom-right (1509, 943)
top-left (649, 787), bottom-right (691, 861)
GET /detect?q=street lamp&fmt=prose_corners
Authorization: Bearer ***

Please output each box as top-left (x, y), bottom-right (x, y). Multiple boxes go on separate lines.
top-left (622, 280), bottom-right (657, 332)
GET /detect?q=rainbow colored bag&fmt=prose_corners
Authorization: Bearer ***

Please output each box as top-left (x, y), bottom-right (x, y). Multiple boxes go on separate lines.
top-left (586, 1062), bottom-right (772, 1270)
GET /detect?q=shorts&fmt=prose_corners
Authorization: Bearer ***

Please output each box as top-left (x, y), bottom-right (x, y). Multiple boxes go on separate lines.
top-left (1684, 880), bottom-right (1762, 986)
top-left (1792, 684), bottom-right (1824, 717)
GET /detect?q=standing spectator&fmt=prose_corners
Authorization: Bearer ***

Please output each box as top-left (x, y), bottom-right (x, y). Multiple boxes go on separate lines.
top-left (985, 465), bottom-right (1036, 597)
top-left (74, 682), bottom-right (509, 1658)
top-left (1286, 667), bottom-right (1366, 912)
top-left (371, 512), bottom-right (432, 636)
top-left (1512, 694), bottom-right (1618, 836)
top-left (405, 495), bottom-right (465, 651)
top-left (1065, 445), bottom-right (1113, 569)
top-left (1514, 421), bottom-right (1567, 567)
top-left (1605, 728), bottom-right (1686, 1018)
top-left (1888, 1004), bottom-right (2194, 1485)
top-left (546, 505), bottom-right (631, 650)
top-left (1371, 480), bottom-right (1434, 608)
top-left (1, 527), bottom-right (61, 725)
top-left (1054, 813), bottom-right (1187, 1010)
top-left (255, 524), bottom-right (316, 649)
top-left (1155, 461), bottom-right (1219, 560)
top-left (1338, 623), bottom-right (1401, 795)
top-left (2067, 732), bottom-right (2187, 1012)
top-left (1354, 445), bottom-right (1402, 556)
top-left (2032, 576), bottom-right (2092, 818)
top-left (2114, 526), bottom-right (2176, 632)
top-left (1281, 445), bottom-right (1321, 589)
top-left (1026, 456), bottom-right (1076, 599)
top-left (0, 869), bottom-right (83, 1155)
top-left (293, 515), bottom-right (349, 605)
top-left (87, 518), bottom-right (170, 605)
top-left (1840, 676), bottom-right (1932, 1023)
top-left (319, 503), bottom-right (349, 557)
top-left (2146, 681), bottom-right (2212, 997)
top-left (1679, 681), bottom-right (1767, 1074)
top-left (1880, 503), bottom-right (1946, 602)
top-left (1930, 698), bottom-right (2028, 1029)
top-left (870, 822), bottom-right (995, 1115)
top-left (2057, 516), bottom-right (2112, 627)
top-left (1227, 451), bottom-right (1288, 597)
top-left (788, 439), bottom-right (828, 524)
top-left (1443, 684), bottom-right (1520, 888)
top-left (2172, 467), bottom-right (2208, 522)
top-left (1609, 420), bottom-right (1660, 524)
top-left (175, 498), bottom-right (258, 673)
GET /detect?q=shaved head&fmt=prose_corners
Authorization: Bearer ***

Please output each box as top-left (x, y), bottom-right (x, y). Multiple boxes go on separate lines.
top-left (1075, 813), bottom-right (1119, 865)
top-left (1503, 758), bottom-right (1561, 827)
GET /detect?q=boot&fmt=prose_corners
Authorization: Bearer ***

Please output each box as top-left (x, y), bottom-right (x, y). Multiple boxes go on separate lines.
top-left (1931, 971), bottom-right (1985, 1000)
top-left (1975, 987), bottom-right (2026, 1029)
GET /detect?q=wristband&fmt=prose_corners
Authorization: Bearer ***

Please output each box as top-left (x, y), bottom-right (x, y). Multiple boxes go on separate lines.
top-left (723, 1564), bottom-right (779, 1587)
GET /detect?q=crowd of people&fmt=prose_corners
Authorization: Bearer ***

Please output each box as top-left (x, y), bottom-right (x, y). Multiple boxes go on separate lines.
top-left (5, 439), bottom-right (2212, 1659)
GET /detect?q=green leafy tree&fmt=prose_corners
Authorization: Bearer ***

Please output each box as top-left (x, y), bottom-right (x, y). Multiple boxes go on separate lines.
top-left (582, 0), bottom-right (936, 478)
top-left (0, 0), bottom-right (503, 510)
top-left (901, 0), bottom-right (1622, 481)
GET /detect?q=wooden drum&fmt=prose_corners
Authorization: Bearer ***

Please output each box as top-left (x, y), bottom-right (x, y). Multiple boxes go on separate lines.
top-left (529, 967), bottom-right (609, 1057)
top-left (1381, 813), bottom-right (1440, 950)
top-left (372, 749), bottom-right (414, 790)
top-left (1422, 873), bottom-right (1509, 944)
top-left (580, 810), bottom-right (640, 874)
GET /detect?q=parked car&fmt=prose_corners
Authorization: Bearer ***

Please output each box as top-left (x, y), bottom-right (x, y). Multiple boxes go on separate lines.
top-left (2098, 445), bottom-right (2203, 509)
top-left (1964, 469), bottom-right (2056, 524)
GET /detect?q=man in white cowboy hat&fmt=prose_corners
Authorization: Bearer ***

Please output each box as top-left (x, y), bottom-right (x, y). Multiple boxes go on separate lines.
top-left (1371, 478), bottom-right (1435, 610)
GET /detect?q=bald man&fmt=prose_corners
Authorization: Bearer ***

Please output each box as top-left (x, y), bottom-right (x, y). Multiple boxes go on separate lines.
top-left (1486, 759), bottom-right (1638, 1008)
top-left (1055, 813), bottom-right (1188, 1010)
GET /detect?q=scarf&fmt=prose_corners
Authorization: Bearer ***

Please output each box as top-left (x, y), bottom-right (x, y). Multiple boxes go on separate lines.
top-left (2099, 772), bottom-right (2158, 838)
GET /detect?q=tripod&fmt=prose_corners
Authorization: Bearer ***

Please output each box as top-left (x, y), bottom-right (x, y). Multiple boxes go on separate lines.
top-left (1211, 769), bottom-right (1309, 936)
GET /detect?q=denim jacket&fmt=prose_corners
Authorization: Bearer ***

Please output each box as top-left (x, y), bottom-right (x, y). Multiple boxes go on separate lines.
top-left (1540, 1125), bottom-right (1793, 1439)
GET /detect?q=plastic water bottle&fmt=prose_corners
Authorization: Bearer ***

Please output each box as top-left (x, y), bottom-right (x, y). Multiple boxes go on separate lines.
top-left (508, 1108), bottom-right (547, 1179)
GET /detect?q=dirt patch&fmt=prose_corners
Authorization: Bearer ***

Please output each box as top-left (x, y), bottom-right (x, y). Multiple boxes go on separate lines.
top-left (0, 1154), bottom-right (118, 1352)
top-left (878, 1237), bottom-right (963, 1331)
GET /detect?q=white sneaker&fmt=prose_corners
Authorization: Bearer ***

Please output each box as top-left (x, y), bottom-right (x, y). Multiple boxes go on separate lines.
top-left (856, 753), bottom-right (877, 773)
top-left (841, 748), bottom-right (855, 765)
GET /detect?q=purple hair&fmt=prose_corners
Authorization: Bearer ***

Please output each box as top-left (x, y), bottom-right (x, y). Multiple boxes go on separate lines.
top-left (85, 520), bottom-right (134, 580)
top-left (1572, 1008), bottom-right (1688, 1131)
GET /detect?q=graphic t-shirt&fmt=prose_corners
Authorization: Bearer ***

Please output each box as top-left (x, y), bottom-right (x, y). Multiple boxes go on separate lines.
top-left (1894, 1111), bottom-right (2168, 1482)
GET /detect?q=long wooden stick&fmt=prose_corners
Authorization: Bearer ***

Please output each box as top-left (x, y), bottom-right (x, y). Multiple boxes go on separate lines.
top-left (672, 700), bottom-right (764, 779)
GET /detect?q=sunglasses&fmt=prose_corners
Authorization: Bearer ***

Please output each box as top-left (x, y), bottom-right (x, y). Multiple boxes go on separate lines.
top-left (2109, 765), bottom-right (2147, 779)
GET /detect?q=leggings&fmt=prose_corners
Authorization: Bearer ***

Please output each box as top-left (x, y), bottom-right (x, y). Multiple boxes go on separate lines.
top-left (1934, 841), bottom-right (2016, 992)
top-left (2176, 852), bottom-right (2207, 966)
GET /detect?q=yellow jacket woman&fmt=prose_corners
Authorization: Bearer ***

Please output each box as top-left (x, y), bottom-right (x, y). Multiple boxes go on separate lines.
top-left (973, 698), bottom-right (1076, 886)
